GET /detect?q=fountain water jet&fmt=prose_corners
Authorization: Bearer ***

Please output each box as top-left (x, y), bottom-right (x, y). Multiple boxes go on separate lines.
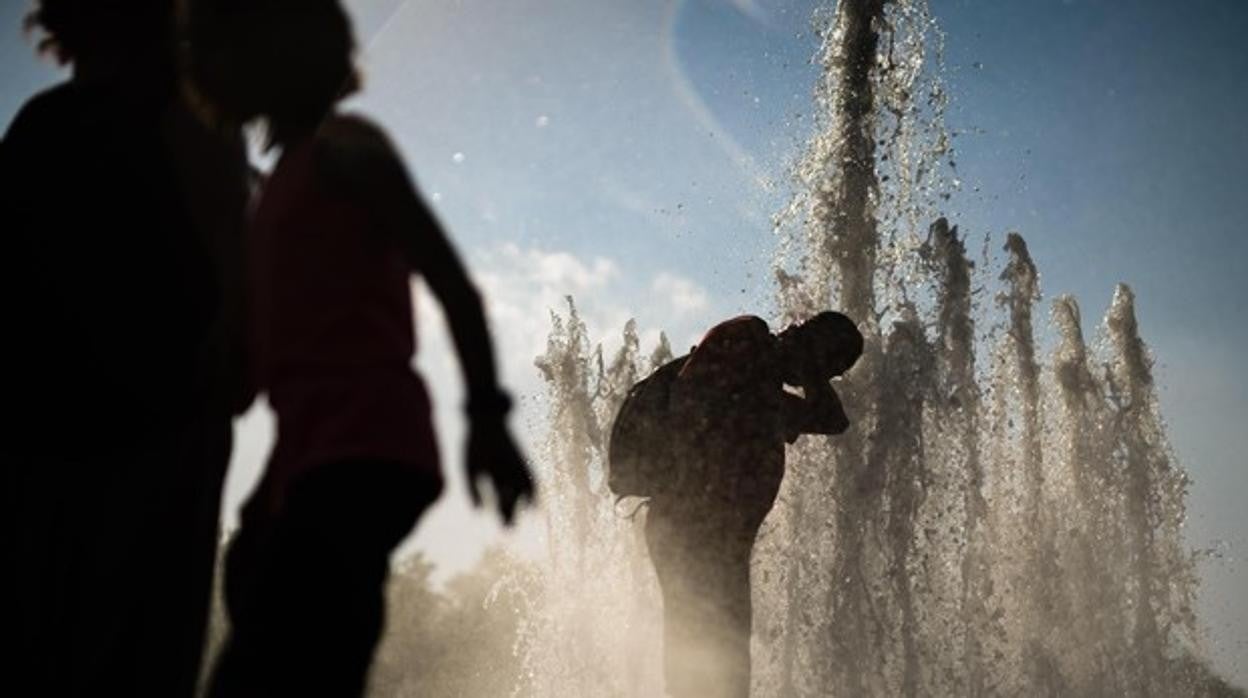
top-left (523, 1), bottom-right (1232, 696)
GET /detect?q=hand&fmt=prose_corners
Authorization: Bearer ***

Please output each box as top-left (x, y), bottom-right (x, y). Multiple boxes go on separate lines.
top-left (804, 378), bottom-right (851, 435)
top-left (819, 382), bottom-right (851, 435)
top-left (465, 417), bottom-right (536, 526)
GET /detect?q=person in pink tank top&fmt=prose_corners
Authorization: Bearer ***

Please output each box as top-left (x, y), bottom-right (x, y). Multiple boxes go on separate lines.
top-left (185, 1), bottom-right (535, 695)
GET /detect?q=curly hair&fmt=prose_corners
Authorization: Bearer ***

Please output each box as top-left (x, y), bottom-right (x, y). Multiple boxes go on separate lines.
top-left (185, 0), bottom-right (360, 145)
top-left (24, 0), bottom-right (175, 65)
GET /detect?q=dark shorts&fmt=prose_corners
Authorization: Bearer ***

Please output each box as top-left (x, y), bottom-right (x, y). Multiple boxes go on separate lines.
top-left (209, 459), bottom-right (441, 698)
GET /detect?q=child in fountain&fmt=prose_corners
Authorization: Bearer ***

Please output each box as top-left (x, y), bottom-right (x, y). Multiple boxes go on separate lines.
top-left (185, 1), bottom-right (534, 695)
top-left (626, 312), bottom-right (862, 698)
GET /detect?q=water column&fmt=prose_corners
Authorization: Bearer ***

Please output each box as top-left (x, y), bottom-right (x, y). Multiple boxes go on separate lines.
top-left (872, 307), bottom-right (932, 698)
top-left (927, 218), bottom-right (998, 697)
top-left (995, 233), bottom-right (1069, 691)
top-left (1051, 294), bottom-right (1128, 695)
top-left (532, 305), bottom-right (666, 698)
top-left (1104, 284), bottom-right (1199, 697)
top-left (530, 0), bottom-right (1218, 693)
top-left (792, 1), bottom-right (889, 694)
top-left (766, 0), bottom-right (891, 693)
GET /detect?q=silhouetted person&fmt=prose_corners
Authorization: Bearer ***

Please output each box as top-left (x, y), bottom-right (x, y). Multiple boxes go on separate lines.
top-left (185, 1), bottom-right (536, 695)
top-left (1, 1), bottom-right (250, 696)
top-left (636, 313), bottom-right (862, 698)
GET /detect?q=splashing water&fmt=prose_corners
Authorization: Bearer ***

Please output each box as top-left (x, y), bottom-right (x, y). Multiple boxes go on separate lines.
top-left (522, 1), bottom-right (1234, 696)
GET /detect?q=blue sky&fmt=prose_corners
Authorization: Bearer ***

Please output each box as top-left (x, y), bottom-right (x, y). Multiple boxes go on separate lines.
top-left (3, 0), bottom-right (1244, 684)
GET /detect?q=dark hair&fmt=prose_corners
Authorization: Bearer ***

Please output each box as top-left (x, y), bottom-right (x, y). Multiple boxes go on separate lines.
top-left (801, 311), bottom-right (863, 357)
top-left (185, 0), bottom-right (360, 145)
top-left (25, 0), bottom-right (174, 66)
top-left (786, 311), bottom-right (864, 378)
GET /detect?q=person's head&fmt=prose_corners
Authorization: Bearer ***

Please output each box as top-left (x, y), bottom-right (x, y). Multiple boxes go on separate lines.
top-left (777, 311), bottom-right (863, 384)
top-left (184, 0), bottom-right (360, 144)
top-left (26, 0), bottom-right (177, 81)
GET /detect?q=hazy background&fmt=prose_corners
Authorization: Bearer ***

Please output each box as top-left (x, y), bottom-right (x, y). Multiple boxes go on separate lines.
top-left (2, 0), bottom-right (1243, 685)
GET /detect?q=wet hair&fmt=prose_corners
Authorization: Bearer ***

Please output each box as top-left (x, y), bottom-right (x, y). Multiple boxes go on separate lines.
top-left (25, 0), bottom-right (174, 66)
top-left (803, 311), bottom-right (863, 354)
top-left (185, 0), bottom-right (360, 145)
top-left (783, 311), bottom-right (864, 379)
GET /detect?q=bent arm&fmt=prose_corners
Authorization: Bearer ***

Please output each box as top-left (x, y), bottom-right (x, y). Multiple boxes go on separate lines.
top-left (782, 380), bottom-right (850, 442)
top-left (317, 116), bottom-right (533, 523)
top-left (403, 204), bottom-right (503, 403)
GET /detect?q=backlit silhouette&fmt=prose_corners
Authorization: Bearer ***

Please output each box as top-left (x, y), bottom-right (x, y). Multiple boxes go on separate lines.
top-left (1, 1), bottom-right (250, 695)
top-left (184, 1), bottom-right (536, 695)
top-left (609, 312), bottom-right (863, 698)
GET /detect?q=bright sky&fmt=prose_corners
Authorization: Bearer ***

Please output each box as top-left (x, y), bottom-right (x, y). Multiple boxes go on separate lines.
top-left (3, 0), bottom-right (1244, 685)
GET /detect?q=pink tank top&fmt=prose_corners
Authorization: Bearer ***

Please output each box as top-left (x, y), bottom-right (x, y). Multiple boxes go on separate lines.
top-left (248, 139), bottom-right (440, 515)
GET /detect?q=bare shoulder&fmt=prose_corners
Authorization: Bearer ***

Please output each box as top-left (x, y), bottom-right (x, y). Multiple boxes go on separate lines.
top-left (311, 113), bottom-right (409, 192)
top-left (318, 113), bottom-right (394, 155)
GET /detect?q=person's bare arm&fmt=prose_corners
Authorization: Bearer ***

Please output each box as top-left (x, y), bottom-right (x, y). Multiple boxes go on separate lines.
top-left (782, 379), bottom-right (850, 443)
top-left (318, 115), bottom-right (534, 523)
top-left (398, 204), bottom-right (500, 401)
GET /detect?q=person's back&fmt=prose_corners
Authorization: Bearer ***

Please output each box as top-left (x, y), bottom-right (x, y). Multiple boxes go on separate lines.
top-left (2, 4), bottom-right (250, 694)
top-left (668, 315), bottom-right (787, 511)
top-left (4, 82), bottom-right (224, 446)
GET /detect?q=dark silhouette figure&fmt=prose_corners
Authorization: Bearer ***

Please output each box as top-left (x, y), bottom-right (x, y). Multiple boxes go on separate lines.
top-left (636, 313), bottom-right (862, 698)
top-left (1, 2), bottom-right (250, 696)
top-left (185, 1), bottom-right (535, 695)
